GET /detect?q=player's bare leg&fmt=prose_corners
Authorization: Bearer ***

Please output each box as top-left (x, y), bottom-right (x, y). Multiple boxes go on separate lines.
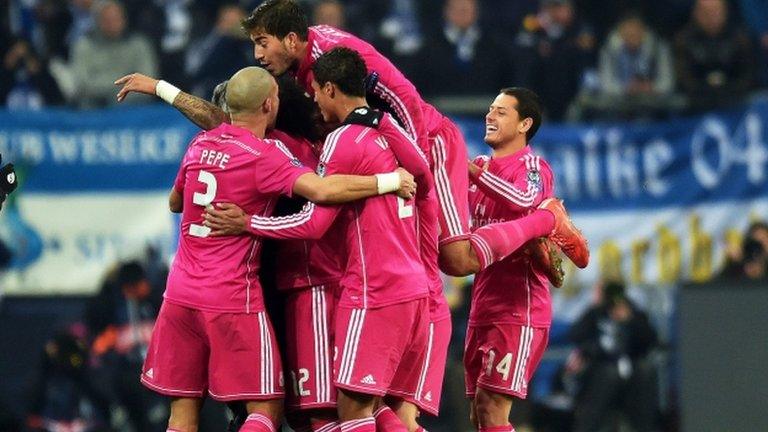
top-left (167, 397), bottom-right (203, 432)
top-left (384, 397), bottom-right (421, 432)
top-left (239, 399), bottom-right (284, 432)
top-left (468, 397), bottom-right (479, 430)
top-left (473, 387), bottom-right (515, 431)
top-left (337, 389), bottom-right (377, 420)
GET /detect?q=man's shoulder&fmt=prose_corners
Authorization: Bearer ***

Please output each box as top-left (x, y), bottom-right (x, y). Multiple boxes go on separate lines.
top-left (197, 125), bottom-right (269, 156)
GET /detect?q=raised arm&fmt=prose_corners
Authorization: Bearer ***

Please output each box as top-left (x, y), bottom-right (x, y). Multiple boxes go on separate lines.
top-left (468, 157), bottom-right (549, 212)
top-left (377, 113), bottom-right (433, 192)
top-left (114, 73), bottom-right (229, 130)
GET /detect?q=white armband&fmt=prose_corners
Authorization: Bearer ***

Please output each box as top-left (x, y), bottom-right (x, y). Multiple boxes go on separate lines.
top-left (155, 80), bottom-right (181, 105)
top-left (375, 172), bottom-right (401, 195)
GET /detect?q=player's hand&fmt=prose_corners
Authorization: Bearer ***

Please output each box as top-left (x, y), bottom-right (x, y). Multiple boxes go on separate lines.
top-left (468, 160), bottom-right (482, 177)
top-left (204, 203), bottom-right (248, 236)
top-left (114, 73), bottom-right (160, 103)
top-left (395, 167), bottom-right (416, 199)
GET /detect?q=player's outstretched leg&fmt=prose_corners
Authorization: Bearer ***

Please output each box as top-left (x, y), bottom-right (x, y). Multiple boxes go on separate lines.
top-left (538, 198), bottom-right (589, 268)
top-left (438, 209), bottom-right (554, 276)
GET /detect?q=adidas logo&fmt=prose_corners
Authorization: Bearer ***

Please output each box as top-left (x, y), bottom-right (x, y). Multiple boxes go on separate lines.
top-left (423, 391), bottom-right (432, 402)
top-left (361, 374), bottom-right (377, 385)
top-left (145, 368), bottom-right (154, 379)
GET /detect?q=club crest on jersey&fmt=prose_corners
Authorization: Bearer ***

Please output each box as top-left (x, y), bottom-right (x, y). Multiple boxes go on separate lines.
top-left (316, 162), bottom-right (326, 177)
top-left (527, 170), bottom-right (541, 187)
top-left (6, 172), bottom-right (14, 185)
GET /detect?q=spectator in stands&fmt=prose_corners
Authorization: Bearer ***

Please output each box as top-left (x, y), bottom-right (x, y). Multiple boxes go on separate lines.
top-left (737, 0), bottom-right (768, 87)
top-left (312, 0), bottom-right (346, 29)
top-left (0, 37), bottom-right (64, 109)
top-left (26, 326), bottom-right (111, 432)
top-left (674, 0), bottom-right (754, 111)
top-left (70, 0), bottom-right (157, 108)
top-left (719, 221), bottom-right (768, 281)
top-left (33, 0), bottom-right (75, 61)
top-left (372, 0), bottom-right (424, 78)
top-left (573, 13), bottom-right (677, 120)
top-left (85, 260), bottom-right (166, 431)
top-left (569, 281), bottom-right (660, 432)
top-left (185, 3), bottom-right (250, 99)
top-left (67, 0), bottom-right (97, 51)
top-left (514, 0), bottom-right (596, 120)
top-left (414, 0), bottom-right (508, 98)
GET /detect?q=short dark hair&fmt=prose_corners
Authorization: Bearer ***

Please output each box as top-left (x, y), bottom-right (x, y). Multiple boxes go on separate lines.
top-left (312, 47), bottom-right (367, 97)
top-left (242, 0), bottom-right (309, 40)
top-left (499, 87), bottom-right (543, 142)
top-left (116, 261), bottom-right (146, 287)
top-left (275, 74), bottom-right (324, 142)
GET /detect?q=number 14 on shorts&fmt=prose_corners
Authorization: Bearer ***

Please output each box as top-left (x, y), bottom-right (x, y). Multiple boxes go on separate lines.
top-left (484, 349), bottom-right (514, 381)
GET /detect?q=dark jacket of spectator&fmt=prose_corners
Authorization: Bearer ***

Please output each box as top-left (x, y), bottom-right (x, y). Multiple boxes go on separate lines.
top-left (674, 0), bottom-right (754, 110)
top-left (414, 0), bottom-right (509, 97)
top-left (570, 295), bottom-right (657, 362)
top-left (514, 0), bottom-right (596, 120)
top-left (0, 38), bottom-right (64, 109)
top-left (568, 281), bottom-right (660, 432)
top-left (185, 5), bottom-right (251, 99)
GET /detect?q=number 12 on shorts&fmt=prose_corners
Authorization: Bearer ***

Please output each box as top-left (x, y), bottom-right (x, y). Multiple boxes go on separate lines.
top-left (484, 350), bottom-right (513, 381)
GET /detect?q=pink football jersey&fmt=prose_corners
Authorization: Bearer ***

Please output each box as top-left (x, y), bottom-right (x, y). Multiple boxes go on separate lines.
top-left (377, 114), bottom-right (449, 320)
top-left (295, 25), bottom-right (444, 152)
top-left (165, 123), bottom-right (311, 313)
top-left (266, 129), bottom-right (345, 290)
top-left (246, 120), bottom-right (429, 309)
top-left (468, 146), bottom-right (555, 327)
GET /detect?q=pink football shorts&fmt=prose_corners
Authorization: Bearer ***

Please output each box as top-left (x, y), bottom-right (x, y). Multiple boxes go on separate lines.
top-left (141, 301), bottom-right (284, 401)
top-left (333, 298), bottom-right (429, 396)
top-left (464, 323), bottom-right (549, 399)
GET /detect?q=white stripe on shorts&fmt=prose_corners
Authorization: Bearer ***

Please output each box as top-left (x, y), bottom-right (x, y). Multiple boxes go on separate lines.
top-left (415, 322), bottom-right (435, 401)
top-left (313, 286), bottom-right (331, 403)
top-left (338, 308), bottom-right (366, 385)
top-left (511, 326), bottom-right (533, 392)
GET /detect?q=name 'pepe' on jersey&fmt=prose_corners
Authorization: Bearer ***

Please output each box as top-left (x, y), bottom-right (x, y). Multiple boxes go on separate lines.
top-left (165, 123), bottom-right (312, 313)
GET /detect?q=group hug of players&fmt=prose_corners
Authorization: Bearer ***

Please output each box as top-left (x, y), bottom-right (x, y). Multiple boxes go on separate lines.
top-left (114, 1), bottom-right (590, 432)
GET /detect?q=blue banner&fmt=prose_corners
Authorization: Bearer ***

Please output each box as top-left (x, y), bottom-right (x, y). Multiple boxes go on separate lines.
top-left (1, 98), bottom-right (767, 294)
top-left (455, 98), bottom-right (768, 211)
top-left (1, 99), bottom-right (766, 204)
top-left (0, 105), bottom-right (198, 192)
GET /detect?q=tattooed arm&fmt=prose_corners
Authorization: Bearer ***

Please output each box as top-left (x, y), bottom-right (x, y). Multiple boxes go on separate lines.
top-left (171, 92), bottom-right (229, 130)
top-left (114, 73), bottom-right (229, 130)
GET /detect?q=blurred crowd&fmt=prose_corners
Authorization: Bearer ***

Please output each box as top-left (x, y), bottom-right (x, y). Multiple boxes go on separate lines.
top-left (1, 0), bottom-right (767, 120)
